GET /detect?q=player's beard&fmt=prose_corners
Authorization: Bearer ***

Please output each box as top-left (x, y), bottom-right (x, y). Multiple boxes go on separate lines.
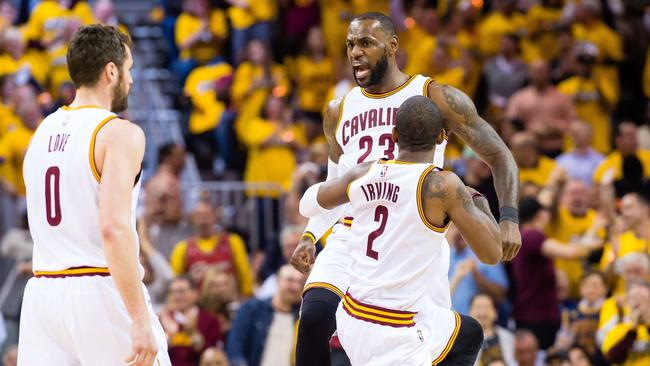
top-left (354, 50), bottom-right (389, 88)
top-left (110, 70), bottom-right (129, 113)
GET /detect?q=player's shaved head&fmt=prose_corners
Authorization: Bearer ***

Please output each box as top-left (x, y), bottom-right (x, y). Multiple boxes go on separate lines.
top-left (351, 12), bottom-right (397, 37)
top-left (394, 96), bottom-right (443, 152)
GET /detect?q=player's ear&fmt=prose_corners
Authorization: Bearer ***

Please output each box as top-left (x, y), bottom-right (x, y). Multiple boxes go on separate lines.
top-left (435, 129), bottom-right (446, 144)
top-left (104, 61), bottom-right (118, 84)
top-left (388, 35), bottom-right (399, 55)
top-left (392, 127), bottom-right (399, 144)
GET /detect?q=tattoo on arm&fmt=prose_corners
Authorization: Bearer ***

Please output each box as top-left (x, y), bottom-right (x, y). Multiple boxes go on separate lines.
top-left (423, 172), bottom-right (449, 201)
top-left (441, 85), bottom-right (519, 209)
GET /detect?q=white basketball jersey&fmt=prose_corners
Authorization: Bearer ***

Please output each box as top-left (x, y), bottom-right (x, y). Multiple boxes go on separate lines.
top-left (334, 75), bottom-right (446, 176)
top-left (346, 160), bottom-right (451, 312)
top-left (23, 106), bottom-right (142, 273)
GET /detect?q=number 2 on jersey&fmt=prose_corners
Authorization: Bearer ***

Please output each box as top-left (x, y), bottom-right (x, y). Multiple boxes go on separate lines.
top-left (366, 205), bottom-right (388, 260)
top-left (357, 134), bottom-right (395, 163)
top-left (45, 166), bottom-right (62, 226)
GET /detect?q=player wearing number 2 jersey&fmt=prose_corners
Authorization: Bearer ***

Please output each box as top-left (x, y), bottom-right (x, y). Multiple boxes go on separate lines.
top-left (19, 25), bottom-right (170, 366)
top-left (300, 96), bottom-right (502, 365)
top-left (290, 12), bottom-right (521, 366)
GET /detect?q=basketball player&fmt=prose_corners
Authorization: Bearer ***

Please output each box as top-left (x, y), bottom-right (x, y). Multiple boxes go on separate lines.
top-left (300, 95), bottom-right (500, 365)
top-left (290, 12), bottom-right (520, 365)
top-left (18, 25), bottom-right (170, 366)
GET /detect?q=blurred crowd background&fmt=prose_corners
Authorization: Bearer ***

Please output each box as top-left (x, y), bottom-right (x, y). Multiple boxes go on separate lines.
top-left (0, 0), bottom-right (650, 365)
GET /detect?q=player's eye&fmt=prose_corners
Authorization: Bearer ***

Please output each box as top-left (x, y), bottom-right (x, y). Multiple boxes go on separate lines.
top-left (347, 41), bottom-right (354, 49)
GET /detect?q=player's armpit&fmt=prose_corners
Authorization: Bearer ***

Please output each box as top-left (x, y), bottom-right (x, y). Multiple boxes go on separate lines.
top-left (323, 97), bottom-right (344, 163)
top-left (425, 171), bottom-right (501, 264)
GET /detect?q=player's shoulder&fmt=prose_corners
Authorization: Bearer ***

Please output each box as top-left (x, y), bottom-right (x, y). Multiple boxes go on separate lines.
top-left (323, 96), bottom-right (345, 132)
top-left (97, 117), bottom-right (144, 145)
top-left (421, 169), bottom-right (464, 200)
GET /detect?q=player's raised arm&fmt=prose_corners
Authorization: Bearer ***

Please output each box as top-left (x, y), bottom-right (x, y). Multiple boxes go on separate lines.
top-left (97, 120), bottom-right (157, 366)
top-left (423, 170), bottom-right (502, 264)
top-left (429, 83), bottom-right (521, 261)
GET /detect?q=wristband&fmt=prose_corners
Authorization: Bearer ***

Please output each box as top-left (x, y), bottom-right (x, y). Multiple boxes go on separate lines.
top-left (301, 231), bottom-right (316, 244)
top-left (499, 206), bottom-right (519, 224)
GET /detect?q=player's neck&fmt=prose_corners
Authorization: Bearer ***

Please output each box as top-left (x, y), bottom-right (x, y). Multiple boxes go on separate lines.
top-left (396, 149), bottom-right (435, 164)
top-left (363, 67), bottom-right (408, 95)
top-left (68, 87), bottom-right (112, 111)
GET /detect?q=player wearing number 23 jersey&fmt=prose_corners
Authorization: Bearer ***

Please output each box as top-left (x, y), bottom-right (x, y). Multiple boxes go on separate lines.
top-left (299, 96), bottom-right (502, 365)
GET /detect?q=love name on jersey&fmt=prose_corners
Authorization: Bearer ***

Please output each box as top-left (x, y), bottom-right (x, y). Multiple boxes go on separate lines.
top-left (48, 133), bottom-right (71, 153)
top-left (360, 182), bottom-right (400, 203)
top-left (341, 107), bottom-right (398, 146)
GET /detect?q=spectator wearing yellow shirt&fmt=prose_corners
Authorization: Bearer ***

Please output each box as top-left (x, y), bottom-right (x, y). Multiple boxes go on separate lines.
top-left (0, 28), bottom-right (49, 87)
top-left (318, 0), bottom-right (353, 63)
top-left (542, 176), bottom-right (607, 296)
top-left (227, 0), bottom-right (276, 63)
top-left (593, 122), bottom-right (650, 194)
top-left (526, 0), bottom-right (564, 61)
top-left (170, 201), bottom-right (254, 298)
top-left (0, 85), bottom-right (42, 196)
top-left (183, 62), bottom-right (235, 172)
top-left (231, 40), bottom-right (290, 127)
top-left (572, 0), bottom-right (622, 101)
top-left (477, 0), bottom-right (538, 61)
top-left (558, 43), bottom-right (618, 154)
top-left (289, 26), bottom-right (335, 141)
top-left (511, 131), bottom-right (557, 188)
top-left (602, 281), bottom-right (650, 366)
top-left (423, 40), bottom-right (466, 92)
top-left (174, 0), bottom-right (228, 82)
top-left (240, 95), bottom-right (306, 199)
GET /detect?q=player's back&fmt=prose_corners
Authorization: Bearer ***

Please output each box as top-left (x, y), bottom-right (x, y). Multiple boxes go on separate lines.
top-left (23, 106), bottom-right (140, 272)
top-left (346, 160), bottom-right (451, 314)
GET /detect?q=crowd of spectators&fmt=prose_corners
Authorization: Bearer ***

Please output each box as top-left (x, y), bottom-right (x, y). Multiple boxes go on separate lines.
top-left (1, 0), bottom-right (650, 366)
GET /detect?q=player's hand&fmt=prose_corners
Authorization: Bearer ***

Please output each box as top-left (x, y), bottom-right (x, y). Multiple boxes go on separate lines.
top-left (500, 220), bottom-right (521, 261)
top-left (290, 238), bottom-right (316, 274)
top-left (126, 320), bottom-right (158, 366)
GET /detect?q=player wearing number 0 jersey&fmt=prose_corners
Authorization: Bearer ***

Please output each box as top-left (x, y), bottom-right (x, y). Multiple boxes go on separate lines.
top-left (299, 96), bottom-right (502, 365)
top-left (19, 25), bottom-right (170, 366)
top-left (291, 12), bottom-right (521, 366)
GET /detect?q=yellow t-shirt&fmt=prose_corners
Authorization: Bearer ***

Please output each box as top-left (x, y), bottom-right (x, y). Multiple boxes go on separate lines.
top-left (593, 150), bottom-right (650, 184)
top-left (0, 103), bottom-right (22, 138)
top-left (598, 294), bottom-right (626, 329)
top-left (175, 9), bottom-right (228, 63)
top-left (71, 1), bottom-right (96, 25)
top-left (602, 322), bottom-right (650, 366)
top-left (184, 63), bottom-right (233, 134)
top-left (546, 208), bottom-right (602, 296)
top-left (23, 0), bottom-right (68, 44)
top-left (600, 230), bottom-right (650, 296)
top-left (0, 50), bottom-right (50, 87)
top-left (526, 4), bottom-right (563, 60)
top-left (430, 66), bottom-right (465, 92)
top-left (291, 55), bottom-right (335, 113)
top-left (227, 0), bottom-right (276, 30)
top-left (477, 11), bottom-right (527, 58)
top-left (350, 0), bottom-right (388, 15)
top-left (0, 126), bottom-right (34, 196)
top-left (319, 0), bottom-right (352, 62)
top-left (240, 119), bottom-right (306, 198)
top-left (519, 155), bottom-right (556, 187)
top-left (400, 25), bottom-right (437, 77)
top-left (558, 75), bottom-right (617, 154)
top-left (231, 62), bottom-right (291, 124)
top-left (170, 233), bottom-right (253, 297)
top-left (48, 44), bottom-right (71, 98)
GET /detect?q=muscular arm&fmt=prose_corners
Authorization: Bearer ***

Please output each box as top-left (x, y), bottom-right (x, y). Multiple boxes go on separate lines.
top-left (423, 171), bottom-right (502, 264)
top-left (430, 84), bottom-right (521, 260)
top-left (96, 120), bottom-right (150, 326)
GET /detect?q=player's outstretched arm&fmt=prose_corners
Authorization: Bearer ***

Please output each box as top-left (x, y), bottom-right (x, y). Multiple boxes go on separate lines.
top-left (291, 98), bottom-right (346, 272)
top-left (429, 83), bottom-right (521, 261)
top-left (96, 119), bottom-right (157, 366)
top-left (299, 161), bottom-right (372, 217)
top-left (424, 171), bottom-right (502, 264)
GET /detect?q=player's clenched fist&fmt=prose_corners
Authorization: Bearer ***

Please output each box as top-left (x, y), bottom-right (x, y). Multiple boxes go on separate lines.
top-left (290, 238), bottom-right (316, 274)
top-left (499, 221), bottom-right (521, 261)
top-left (126, 320), bottom-right (158, 366)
